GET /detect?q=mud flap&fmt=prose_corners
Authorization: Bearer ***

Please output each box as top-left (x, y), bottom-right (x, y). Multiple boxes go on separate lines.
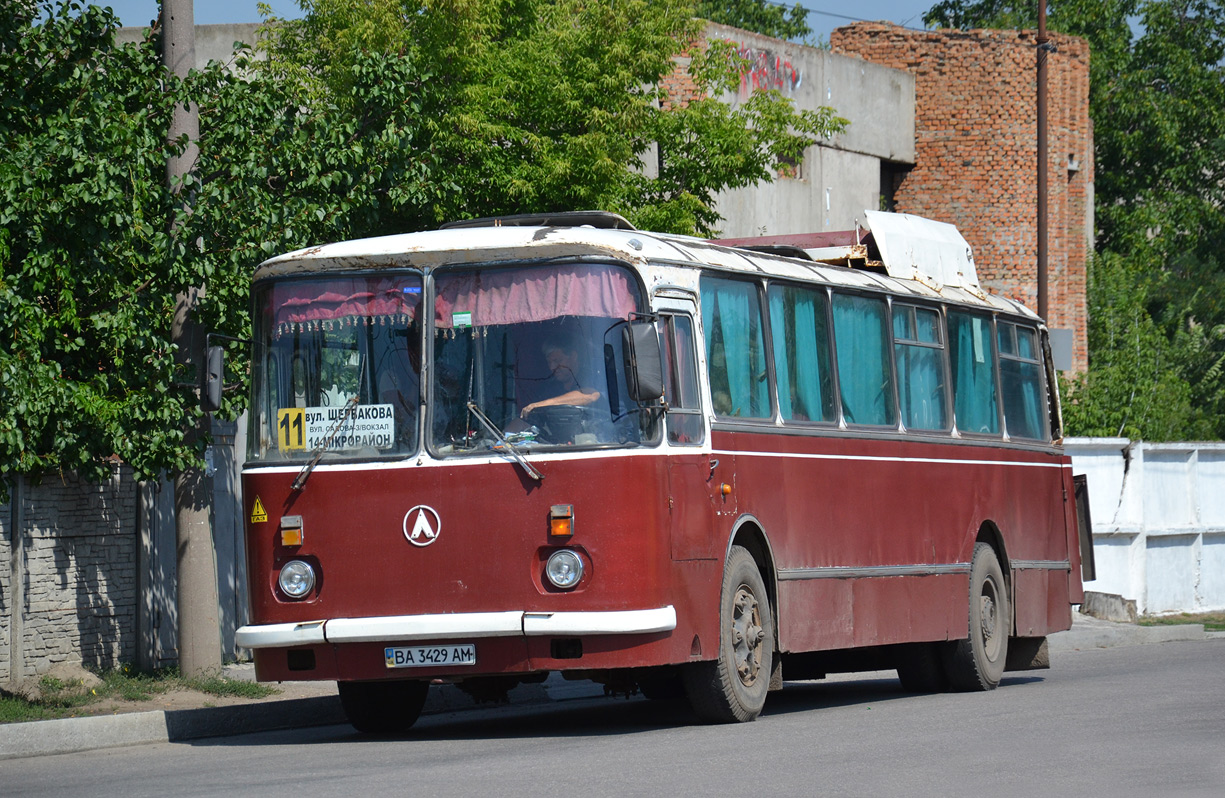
top-left (1074, 474), bottom-right (1096, 582)
top-left (1004, 636), bottom-right (1050, 671)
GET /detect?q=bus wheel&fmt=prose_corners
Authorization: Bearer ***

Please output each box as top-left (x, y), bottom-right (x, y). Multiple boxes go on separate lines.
top-left (943, 543), bottom-right (1010, 691)
top-left (683, 545), bottom-right (773, 723)
top-left (338, 679), bottom-right (429, 735)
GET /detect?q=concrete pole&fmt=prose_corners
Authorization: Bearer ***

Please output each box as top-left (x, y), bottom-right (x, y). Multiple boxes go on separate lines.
top-left (165, 0), bottom-right (222, 676)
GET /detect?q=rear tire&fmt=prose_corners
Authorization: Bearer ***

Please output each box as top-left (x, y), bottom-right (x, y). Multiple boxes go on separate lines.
top-left (683, 545), bottom-right (774, 723)
top-left (943, 543), bottom-right (1010, 691)
top-left (338, 679), bottom-right (429, 735)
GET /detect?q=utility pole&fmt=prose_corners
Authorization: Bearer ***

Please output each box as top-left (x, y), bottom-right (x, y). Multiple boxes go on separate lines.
top-left (1036, 0), bottom-right (1051, 321)
top-left (165, 0), bottom-right (222, 676)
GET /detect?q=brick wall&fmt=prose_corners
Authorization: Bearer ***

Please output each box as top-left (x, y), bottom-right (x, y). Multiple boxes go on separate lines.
top-left (2, 467), bottom-right (139, 684)
top-left (832, 23), bottom-right (1091, 371)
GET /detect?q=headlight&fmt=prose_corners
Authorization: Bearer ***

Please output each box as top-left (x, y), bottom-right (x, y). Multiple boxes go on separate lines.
top-left (545, 549), bottom-right (584, 590)
top-left (278, 560), bottom-right (316, 598)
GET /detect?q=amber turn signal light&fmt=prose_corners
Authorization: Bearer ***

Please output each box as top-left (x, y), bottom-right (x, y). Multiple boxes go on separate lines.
top-left (549, 504), bottom-right (574, 538)
top-left (280, 515), bottom-right (304, 547)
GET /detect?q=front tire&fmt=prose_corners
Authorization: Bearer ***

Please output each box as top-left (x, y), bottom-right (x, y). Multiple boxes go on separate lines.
top-left (683, 545), bottom-right (774, 723)
top-left (943, 543), bottom-right (1010, 691)
top-left (338, 679), bottom-right (429, 735)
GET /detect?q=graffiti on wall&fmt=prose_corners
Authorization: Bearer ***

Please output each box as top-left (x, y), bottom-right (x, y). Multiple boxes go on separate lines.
top-left (730, 43), bottom-right (803, 97)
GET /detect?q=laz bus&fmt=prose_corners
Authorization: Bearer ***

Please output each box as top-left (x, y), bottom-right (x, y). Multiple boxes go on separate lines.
top-left (231, 210), bottom-right (1091, 731)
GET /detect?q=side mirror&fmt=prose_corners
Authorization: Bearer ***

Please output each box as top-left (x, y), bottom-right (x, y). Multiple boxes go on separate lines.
top-left (202, 345), bottom-right (224, 412)
top-left (622, 321), bottom-right (664, 403)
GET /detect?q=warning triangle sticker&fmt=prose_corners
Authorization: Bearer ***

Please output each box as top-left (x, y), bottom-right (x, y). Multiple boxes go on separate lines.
top-left (250, 496), bottom-right (268, 523)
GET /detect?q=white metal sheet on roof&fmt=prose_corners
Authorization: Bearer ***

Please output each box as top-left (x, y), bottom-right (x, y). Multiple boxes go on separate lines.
top-left (865, 210), bottom-right (981, 292)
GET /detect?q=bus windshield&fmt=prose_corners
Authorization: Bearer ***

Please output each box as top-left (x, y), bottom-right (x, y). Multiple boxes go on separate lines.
top-left (249, 274), bottom-right (423, 462)
top-left (430, 262), bottom-right (650, 453)
top-left (249, 262), bottom-right (651, 463)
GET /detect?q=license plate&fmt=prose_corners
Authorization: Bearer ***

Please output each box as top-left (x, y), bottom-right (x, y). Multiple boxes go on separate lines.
top-left (384, 643), bottom-right (476, 669)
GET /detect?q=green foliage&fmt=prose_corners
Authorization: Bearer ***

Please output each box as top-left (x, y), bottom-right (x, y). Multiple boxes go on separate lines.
top-left (1, 0), bottom-right (843, 495)
top-left (1, 2), bottom-right (185, 490)
top-left (924, 0), bottom-right (1225, 440)
top-left (1059, 253), bottom-right (1211, 439)
top-left (259, 0), bottom-right (845, 236)
top-left (697, 0), bottom-right (813, 40)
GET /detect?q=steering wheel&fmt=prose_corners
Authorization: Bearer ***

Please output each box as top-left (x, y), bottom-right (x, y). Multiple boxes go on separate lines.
top-left (523, 405), bottom-right (597, 444)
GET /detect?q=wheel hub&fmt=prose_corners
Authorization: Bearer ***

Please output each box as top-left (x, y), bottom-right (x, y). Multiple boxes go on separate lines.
top-left (731, 586), bottom-right (764, 686)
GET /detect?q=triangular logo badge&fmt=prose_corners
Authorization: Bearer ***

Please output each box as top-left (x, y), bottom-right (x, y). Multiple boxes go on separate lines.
top-left (250, 496), bottom-right (268, 524)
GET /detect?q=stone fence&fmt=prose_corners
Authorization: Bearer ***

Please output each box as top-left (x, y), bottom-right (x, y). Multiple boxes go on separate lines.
top-left (1066, 438), bottom-right (1225, 615)
top-left (1, 466), bottom-right (138, 686)
top-left (2, 420), bottom-right (245, 686)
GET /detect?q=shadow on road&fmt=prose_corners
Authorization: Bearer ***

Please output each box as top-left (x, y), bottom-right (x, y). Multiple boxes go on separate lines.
top-left (182, 670), bottom-right (1047, 750)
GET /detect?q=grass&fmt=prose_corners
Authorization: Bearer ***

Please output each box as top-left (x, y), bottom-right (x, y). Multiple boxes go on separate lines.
top-left (0, 664), bottom-right (279, 724)
top-left (1137, 611), bottom-right (1225, 632)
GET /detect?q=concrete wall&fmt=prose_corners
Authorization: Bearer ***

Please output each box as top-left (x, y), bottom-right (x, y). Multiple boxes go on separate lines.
top-left (2, 467), bottom-right (139, 685)
top-left (1, 417), bottom-right (248, 684)
top-left (1067, 438), bottom-right (1225, 615)
top-left (115, 23), bottom-right (262, 70)
top-left (701, 24), bottom-right (916, 237)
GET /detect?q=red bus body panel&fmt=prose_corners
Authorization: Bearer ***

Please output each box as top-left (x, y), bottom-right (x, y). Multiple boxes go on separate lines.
top-left (243, 428), bottom-right (1075, 682)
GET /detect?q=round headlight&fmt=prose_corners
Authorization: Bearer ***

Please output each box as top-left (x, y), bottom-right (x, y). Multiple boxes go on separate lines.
top-left (545, 549), bottom-right (584, 590)
top-left (278, 560), bottom-right (316, 598)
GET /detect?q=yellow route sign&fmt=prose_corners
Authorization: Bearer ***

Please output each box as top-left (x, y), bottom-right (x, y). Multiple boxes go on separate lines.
top-left (277, 408), bottom-right (306, 450)
top-left (250, 496), bottom-right (268, 524)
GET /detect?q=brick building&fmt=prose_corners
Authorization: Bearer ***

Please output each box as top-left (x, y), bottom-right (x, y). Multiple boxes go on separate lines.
top-left (831, 23), bottom-right (1092, 371)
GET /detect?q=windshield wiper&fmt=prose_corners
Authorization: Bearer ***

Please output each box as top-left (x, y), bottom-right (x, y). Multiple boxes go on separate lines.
top-left (291, 395), bottom-right (359, 492)
top-left (466, 401), bottom-right (543, 482)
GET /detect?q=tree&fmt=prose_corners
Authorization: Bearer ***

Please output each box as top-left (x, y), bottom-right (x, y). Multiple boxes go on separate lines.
top-left (0, 1), bottom-right (442, 498)
top-left (697, 0), bottom-right (813, 40)
top-left (1, 0), bottom-right (845, 496)
top-left (924, 0), bottom-right (1225, 439)
top-left (258, 0), bottom-right (845, 236)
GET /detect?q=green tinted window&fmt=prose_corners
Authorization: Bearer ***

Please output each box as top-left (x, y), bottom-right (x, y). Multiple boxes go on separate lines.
top-left (768, 284), bottom-right (835, 423)
top-left (892, 305), bottom-right (949, 431)
top-left (701, 276), bottom-right (770, 419)
top-left (832, 293), bottom-right (896, 426)
top-left (948, 310), bottom-right (1000, 435)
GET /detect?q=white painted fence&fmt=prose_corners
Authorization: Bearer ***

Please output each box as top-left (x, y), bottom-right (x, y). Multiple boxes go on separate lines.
top-left (1066, 438), bottom-right (1225, 615)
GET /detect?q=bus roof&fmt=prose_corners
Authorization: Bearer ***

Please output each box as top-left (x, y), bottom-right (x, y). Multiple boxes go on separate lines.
top-left (253, 212), bottom-right (1037, 321)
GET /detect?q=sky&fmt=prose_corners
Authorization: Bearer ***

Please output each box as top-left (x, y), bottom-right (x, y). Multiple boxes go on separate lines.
top-left (102, 1), bottom-right (940, 42)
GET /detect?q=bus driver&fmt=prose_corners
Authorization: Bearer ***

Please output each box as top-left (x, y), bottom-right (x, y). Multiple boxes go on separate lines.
top-left (520, 340), bottom-right (601, 418)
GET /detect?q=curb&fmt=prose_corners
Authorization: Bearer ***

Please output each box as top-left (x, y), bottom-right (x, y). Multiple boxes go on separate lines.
top-left (0, 696), bottom-right (344, 761)
top-left (0, 677), bottom-right (565, 761)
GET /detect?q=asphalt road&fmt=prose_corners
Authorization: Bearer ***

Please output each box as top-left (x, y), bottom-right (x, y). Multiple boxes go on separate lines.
top-left (5, 639), bottom-right (1223, 798)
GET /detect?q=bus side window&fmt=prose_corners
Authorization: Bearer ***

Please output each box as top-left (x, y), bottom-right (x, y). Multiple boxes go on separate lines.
top-left (768, 283), bottom-right (836, 423)
top-left (892, 303), bottom-right (950, 431)
top-left (658, 314), bottom-right (705, 445)
top-left (998, 321), bottom-right (1049, 440)
top-left (831, 293), bottom-right (897, 427)
top-left (948, 310), bottom-right (1001, 435)
top-left (700, 275), bottom-right (770, 419)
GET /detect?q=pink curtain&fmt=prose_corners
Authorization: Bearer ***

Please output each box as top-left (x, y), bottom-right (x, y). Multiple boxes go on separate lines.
top-left (272, 278), bottom-right (421, 326)
top-left (434, 264), bottom-right (637, 328)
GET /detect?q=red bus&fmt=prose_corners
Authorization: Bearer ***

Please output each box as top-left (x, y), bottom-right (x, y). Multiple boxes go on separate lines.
top-left (233, 210), bottom-right (1090, 731)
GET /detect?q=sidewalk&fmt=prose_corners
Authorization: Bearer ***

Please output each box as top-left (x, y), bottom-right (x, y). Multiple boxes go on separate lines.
top-left (2, 612), bottom-right (1218, 760)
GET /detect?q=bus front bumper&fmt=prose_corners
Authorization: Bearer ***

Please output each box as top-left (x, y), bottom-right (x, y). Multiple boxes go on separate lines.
top-left (235, 606), bottom-right (677, 650)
